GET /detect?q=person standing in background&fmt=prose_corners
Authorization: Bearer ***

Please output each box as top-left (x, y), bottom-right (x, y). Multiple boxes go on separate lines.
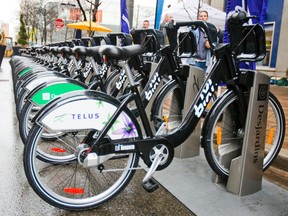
top-left (142, 20), bottom-right (150, 29)
top-left (159, 12), bottom-right (174, 46)
top-left (192, 10), bottom-right (211, 74)
top-left (139, 20), bottom-right (150, 44)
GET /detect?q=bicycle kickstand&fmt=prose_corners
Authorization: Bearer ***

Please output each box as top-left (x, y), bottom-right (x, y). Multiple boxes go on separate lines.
top-left (142, 152), bottom-right (164, 193)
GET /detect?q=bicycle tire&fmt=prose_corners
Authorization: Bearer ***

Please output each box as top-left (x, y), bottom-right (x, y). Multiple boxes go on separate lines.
top-left (16, 87), bottom-right (29, 119)
top-left (24, 125), bottom-right (140, 210)
top-left (263, 92), bottom-right (285, 169)
top-left (202, 91), bottom-right (285, 179)
top-left (23, 91), bottom-right (142, 210)
top-left (151, 80), bottom-right (185, 133)
top-left (19, 100), bottom-right (39, 144)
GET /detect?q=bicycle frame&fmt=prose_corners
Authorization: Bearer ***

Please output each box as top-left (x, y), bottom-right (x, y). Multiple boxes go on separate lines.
top-left (87, 42), bottom-right (245, 159)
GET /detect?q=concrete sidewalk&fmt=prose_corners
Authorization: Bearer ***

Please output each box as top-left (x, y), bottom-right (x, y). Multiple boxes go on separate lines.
top-left (153, 151), bottom-right (288, 216)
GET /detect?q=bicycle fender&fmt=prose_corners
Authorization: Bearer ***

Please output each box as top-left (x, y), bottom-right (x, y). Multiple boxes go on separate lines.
top-left (34, 90), bottom-right (142, 140)
top-left (26, 78), bottom-right (87, 106)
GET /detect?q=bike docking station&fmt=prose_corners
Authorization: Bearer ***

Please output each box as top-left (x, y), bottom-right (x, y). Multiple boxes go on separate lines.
top-left (152, 27), bottom-right (204, 158)
top-left (154, 64), bottom-right (204, 158)
top-left (174, 65), bottom-right (203, 158)
top-left (142, 61), bottom-right (166, 135)
top-left (212, 70), bottom-right (270, 196)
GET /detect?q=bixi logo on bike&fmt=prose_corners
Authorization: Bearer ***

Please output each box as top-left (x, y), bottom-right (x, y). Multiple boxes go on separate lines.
top-left (194, 79), bottom-right (215, 118)
top-left (145, 72), bottom-right (161, 101)
top-left (116, 70), bottom-right (127, 90)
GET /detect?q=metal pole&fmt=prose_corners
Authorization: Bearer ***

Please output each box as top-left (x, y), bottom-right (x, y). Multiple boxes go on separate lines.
top-left (126, 0), bottom-right (134, 28)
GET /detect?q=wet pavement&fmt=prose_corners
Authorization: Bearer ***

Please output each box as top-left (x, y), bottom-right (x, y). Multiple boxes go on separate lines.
top-left (0, 57), bottom-right (195, 216)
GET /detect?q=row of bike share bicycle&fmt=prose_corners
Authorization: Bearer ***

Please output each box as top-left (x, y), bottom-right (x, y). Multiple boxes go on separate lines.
top-left (10, 10), bottom-right (285, 211)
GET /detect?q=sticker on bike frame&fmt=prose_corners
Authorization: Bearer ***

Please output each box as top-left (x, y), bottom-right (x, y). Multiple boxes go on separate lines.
top-left (194, 79), bottom-right (216, 118)
top-left (31, 83), bottom-right (85, 106)
top-left (144, 72), bottom-right (161, 101)
top-left (115, 69), bottom-right (127, 90)
top-left (41, 99), bottom-right (138, 139)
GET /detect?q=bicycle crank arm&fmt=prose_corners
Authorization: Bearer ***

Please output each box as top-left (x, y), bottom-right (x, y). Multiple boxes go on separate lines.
top-left (142, 152), bottom-right (164, 192)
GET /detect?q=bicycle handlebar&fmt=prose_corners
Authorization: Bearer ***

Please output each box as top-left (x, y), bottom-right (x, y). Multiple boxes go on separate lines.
top-left (227, 10), bottom-right (256, 24)
top-left (227, 10), bottom-right (258, 52)
top-left (173, 20), bottom-right (218, 50)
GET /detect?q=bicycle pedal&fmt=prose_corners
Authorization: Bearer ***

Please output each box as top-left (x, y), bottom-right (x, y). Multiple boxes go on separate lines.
top-left (142, 178), bottom-right (159, 193)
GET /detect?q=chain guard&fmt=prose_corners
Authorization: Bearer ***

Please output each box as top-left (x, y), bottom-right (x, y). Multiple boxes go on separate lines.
top-left (142, 143), bottom-right (174, 171)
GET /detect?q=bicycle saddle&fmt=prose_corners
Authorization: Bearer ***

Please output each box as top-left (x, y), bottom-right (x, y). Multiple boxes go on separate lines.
top-left (72, 46), bottom-right (100, 56)
top-left (58, 46), bottom-right (73, 55)
top-left (99, 44), bottom-right (146, 61)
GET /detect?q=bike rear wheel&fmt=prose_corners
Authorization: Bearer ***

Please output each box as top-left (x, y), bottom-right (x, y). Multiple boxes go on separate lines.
top-left (202, 91), bottom-right (285, 178)
top-left (24, 124), bottom-right (140, 211)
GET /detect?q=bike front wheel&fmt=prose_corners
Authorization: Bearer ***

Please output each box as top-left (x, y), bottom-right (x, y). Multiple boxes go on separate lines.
top-left (152, 80), bottom-right (185, 133)
top-left (202, 91), bottom-right (285, 179)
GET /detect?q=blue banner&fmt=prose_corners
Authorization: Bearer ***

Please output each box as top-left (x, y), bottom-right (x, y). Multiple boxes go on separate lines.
top-left (224, 0), bottom-right (268, 70)
top-left (120, 0), bottom-right (130, 33)
top-left (247, 0), bottom-right (268, 25)
top-left (154, 0), bottom-right (165, 30)
top-left (224, 0), bottom-right (268, 42)
top-left (75, 29), bottom-right (82, 39)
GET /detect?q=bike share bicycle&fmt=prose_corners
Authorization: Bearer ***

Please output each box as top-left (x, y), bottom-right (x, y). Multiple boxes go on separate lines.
top-left (201, 10), bottom-right (285, 178)
top-left (23, 10), bottom-right (285, 211)
top-left (150, 13), bottom-right (285, 175)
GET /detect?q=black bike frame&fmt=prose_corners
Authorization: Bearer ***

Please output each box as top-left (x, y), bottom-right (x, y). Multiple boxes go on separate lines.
top-left (88, 42), bottom-right (245, 159)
